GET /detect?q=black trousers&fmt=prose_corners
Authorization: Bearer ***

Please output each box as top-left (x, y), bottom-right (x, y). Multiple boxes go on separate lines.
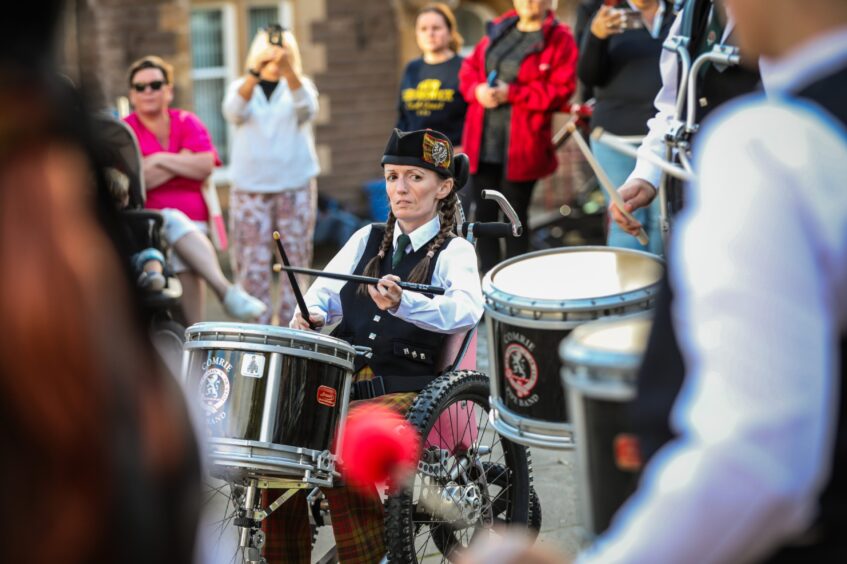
top-left (471, 162), bottom-right (537, 273)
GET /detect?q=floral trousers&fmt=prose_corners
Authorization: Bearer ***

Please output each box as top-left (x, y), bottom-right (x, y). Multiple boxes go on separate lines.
top-left (229, 181), bottom-right (316, 326)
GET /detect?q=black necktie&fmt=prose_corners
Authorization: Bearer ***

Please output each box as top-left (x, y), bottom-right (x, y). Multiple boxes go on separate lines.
top-left (392, 234), bottom-right (411, 270)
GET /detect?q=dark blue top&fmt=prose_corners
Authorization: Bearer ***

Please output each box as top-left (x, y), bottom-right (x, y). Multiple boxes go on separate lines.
top-left (396, 56), bottom-right (467, 146)
top-left (577, 2), bottom-right (675, 135)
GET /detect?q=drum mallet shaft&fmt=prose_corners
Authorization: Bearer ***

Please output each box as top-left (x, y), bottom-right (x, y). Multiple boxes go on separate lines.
top-left (272, 264), bottom-right (447, 296)
top-left (272, 231), bottom-right (317, 330)
top-left (566, 122), bottom-right (650, 246)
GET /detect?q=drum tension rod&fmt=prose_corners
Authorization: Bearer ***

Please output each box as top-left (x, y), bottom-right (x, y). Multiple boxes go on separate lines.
top-left (254, 489), bottom-right (299, 521)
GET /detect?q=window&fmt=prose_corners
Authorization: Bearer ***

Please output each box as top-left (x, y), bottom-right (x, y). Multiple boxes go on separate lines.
top-left (190, 6), bottom-right (235, 163)
top-left (245, 3), bottom-right (294, 50)
top-left (455, 3), bottom-right (498, 56)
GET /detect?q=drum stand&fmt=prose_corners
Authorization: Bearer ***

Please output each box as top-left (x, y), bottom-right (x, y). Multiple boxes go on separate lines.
top-left (232, 479), bottom-right (314, 564)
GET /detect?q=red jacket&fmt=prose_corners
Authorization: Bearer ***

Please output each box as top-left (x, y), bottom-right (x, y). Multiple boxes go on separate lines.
top-left (459, 10), bottom-right (577, 182)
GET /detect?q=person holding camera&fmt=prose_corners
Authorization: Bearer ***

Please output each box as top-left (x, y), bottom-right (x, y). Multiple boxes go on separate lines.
top-left (578, 0), bottom-right (674, 254)
top-left (459, 0), bottom-right (578, 272)
top-left (222, 25), bottom-right (320, 326)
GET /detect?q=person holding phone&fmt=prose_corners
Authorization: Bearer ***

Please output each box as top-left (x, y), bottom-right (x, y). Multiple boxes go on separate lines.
top-left (222, 25), bottom-right (320, 326)
top-left (459, 0), bottom-right (578, 272)
top-left (578, 0), bottom-right (674, 254)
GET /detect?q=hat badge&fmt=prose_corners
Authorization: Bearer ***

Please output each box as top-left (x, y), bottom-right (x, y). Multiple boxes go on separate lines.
top-left (422, 132), bottom-right (450, 169)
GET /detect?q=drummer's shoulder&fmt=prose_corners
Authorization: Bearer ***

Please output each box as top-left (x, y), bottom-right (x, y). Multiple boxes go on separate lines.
top-left (441, 234), bottom-right (475, 256)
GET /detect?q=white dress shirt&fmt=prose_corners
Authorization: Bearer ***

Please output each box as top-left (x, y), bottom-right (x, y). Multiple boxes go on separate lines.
top-left (222, 77), bottom-right (320, 192)
top-left (579, 29), bottom-right (847, 564)
top-left (628, 6), bottom-right (739, 190)
top-left (296, 215), bottom-right (483, 335)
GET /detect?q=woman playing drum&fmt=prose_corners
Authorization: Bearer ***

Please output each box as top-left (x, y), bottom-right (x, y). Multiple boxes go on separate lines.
top-left (264, 128), bottom-right (483, 563)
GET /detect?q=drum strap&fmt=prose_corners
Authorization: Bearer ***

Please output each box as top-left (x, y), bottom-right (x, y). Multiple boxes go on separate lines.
top-left (350, 375), bottom-right (435, 400)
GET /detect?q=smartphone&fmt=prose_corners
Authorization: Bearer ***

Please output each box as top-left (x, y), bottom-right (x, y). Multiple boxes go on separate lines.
top-left (613, 8), bottom-right (645, 30)
top-left (266, 24), bottom-right (285, 47)
top-left (487, 70), bottom-right (498, 87)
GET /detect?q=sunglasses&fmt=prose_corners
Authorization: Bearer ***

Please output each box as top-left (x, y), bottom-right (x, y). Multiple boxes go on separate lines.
top-left (132, 80), bottom-right (166, 93)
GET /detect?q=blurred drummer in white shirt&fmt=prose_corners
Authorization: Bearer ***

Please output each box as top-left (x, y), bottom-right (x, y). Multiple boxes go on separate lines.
top-left (461, 0), bottom-right (847, 562)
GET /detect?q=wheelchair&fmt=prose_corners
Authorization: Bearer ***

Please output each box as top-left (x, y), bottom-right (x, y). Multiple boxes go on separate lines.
top-left (190, 195), bottom-right (541, 563)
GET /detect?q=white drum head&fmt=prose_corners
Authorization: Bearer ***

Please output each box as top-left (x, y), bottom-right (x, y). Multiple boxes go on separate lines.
top-left (576, 316), bottom-right (653, 356)
top-left (490, 249), bottom-right (663, 301)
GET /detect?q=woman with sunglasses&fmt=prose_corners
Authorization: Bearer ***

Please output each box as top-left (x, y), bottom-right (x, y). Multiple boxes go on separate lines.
top-left (222, 26), bottom-right (321, 326)
top-left (125, 55), bottom-right (265, 325)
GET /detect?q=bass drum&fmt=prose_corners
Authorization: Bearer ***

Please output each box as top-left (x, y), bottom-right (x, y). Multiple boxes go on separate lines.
top-left (182, 322), bottom-right (354, 487)
top-left (483, 247), bottom-right (662, 449)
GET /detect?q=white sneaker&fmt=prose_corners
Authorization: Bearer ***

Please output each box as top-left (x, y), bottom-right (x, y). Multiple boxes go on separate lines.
top-left (223, 285), bottom-right (267, 321)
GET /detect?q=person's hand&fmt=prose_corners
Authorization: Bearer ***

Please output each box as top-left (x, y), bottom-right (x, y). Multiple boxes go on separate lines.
top-left (491, 80), bottom-right (510, 105)
top-left (609, 178), bottom-right (657, 236)
top-left (248, 46), bottom-right (280, 76)
top-left (290, 311), bottom-right (326, 331)
top-left (475, 83), bottom-right (500, 109)
top-left (457, 530), bottom-right (568, 564)
top-left (368, 275), bottom-right (403, 311)
top-left (590, 5), bottom-right (625, 40)
top-left (275, 46), bottom-right (296, 78)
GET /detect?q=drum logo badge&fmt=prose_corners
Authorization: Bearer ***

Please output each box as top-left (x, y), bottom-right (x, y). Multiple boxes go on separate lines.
top-left (200, 367), bottom-right (231, 415)
top-left (422, 132), bottom-right (450, 169)
top-left (504, 343), bottom-right (538, 399)
top-left (317, 385), bottom-right (337, 408)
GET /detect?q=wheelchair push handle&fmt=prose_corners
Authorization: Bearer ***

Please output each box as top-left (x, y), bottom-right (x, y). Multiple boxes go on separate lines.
top-left (460, 221), bottom-right (518, 239)
top-left (479, 189), bottom-right (523, 238)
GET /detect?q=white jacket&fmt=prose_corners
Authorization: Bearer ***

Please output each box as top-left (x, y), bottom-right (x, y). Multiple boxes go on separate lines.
top-left (222, 76), bottom-right (320, 192)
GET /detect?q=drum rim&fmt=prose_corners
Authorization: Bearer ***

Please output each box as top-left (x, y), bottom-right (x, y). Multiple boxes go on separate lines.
top-left (185, 322), bottom-right (356, 365)
top-left (558, 315), bottom-right (652, 373)
top-left (482, 246), bottom-right (664, 317)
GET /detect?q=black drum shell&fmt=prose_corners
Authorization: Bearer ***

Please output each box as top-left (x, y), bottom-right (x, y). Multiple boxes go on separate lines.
top-left (490, 320), bottom-right (572, 424)
top-left (576, 394), bottom-right (640, 535)
top-left (185, 347), bottom-right (347, 453)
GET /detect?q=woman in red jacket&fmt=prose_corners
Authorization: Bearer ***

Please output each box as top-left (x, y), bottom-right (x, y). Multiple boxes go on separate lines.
top-left (459, 0), bottom-right (577, 271)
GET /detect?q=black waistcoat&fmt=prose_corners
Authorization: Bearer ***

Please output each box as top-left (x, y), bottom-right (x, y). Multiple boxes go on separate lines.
top-left (633, 64), bottom-right (847, 559)
top-left (330, 224), bottom-right (450, 381)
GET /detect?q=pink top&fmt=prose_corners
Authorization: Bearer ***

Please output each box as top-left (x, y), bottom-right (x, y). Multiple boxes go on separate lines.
top-left (124, 109), bottom-right (221, 221)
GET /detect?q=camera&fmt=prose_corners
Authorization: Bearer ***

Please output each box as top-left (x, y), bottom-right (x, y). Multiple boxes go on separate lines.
top-left (265, 24), bottom-right (286, 47)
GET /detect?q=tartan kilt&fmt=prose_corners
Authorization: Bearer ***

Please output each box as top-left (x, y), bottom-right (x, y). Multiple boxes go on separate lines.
top-left (261, 367), bottom-right (417, 564)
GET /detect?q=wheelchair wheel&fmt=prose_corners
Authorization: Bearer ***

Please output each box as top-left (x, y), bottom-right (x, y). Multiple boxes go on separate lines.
top-left (384, 370), bottom-right (533, 563)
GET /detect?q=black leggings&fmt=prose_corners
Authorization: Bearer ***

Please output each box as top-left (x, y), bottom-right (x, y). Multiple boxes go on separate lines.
top-left (471, 162), bottom-right (537, 273)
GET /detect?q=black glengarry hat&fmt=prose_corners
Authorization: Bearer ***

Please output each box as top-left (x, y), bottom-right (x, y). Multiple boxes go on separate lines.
top-left (381, 128), bottom-right (469, 191)
top-left (382, 128), bottom-right (455, 177)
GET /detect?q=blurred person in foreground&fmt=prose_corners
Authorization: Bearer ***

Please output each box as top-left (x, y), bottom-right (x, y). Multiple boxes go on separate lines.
top-left (459, 0), bottom-right (578, 272)
top-left (610, 0), bottom-right (761, 237)
top-left (223, 25), bottom-right (320, 326)
top-left (0, 3), bottom-right (201, 563)
top-left (578, 0), bottom-right (675, 254)
top-left (462, 0), bottom-right (847, 562)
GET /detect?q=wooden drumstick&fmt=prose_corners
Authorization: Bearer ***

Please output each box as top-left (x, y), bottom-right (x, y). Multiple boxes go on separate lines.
top-left (566, 122), bottom-right (650, 246)
top-left (272, 231), bottom-right (317, 330)
top-left (272, 264), bottom-right (447, 295)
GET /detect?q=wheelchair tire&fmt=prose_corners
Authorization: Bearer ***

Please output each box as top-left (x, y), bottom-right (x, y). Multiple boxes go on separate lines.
top-left (384, 370), bottom-right (533, 563)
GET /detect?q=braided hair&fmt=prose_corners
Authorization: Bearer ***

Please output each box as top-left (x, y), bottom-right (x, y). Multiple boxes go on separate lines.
top-left (358, 189), bottom-right (459, 295)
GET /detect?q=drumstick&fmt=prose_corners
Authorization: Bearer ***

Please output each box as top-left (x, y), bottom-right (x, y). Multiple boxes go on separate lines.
top-left (272, 264), bottom-right (446, 296)
top-left (566, 122), bottom-right (650, 246)
top-left (272, 231), bottom-right (316, 330)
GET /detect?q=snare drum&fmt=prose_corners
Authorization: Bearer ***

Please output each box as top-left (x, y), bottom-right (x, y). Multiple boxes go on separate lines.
top-left (182, 323), bottom-right (354, 487)
top-left (483, 247), bottom-right (663, 449)
top-left (560, 316), bottom-right (651, 536)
